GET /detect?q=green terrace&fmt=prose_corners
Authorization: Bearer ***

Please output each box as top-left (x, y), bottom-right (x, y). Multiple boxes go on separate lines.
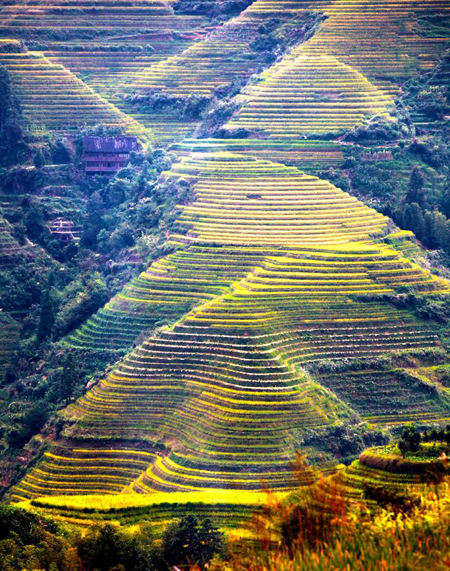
top-left (172, 139), bottom-right (345, 172)
top-left (64, 152), bottom-right (449, 352)
top-left (227, 50), bottom-right (394, 137)
top-left (0, 47), bottom-right (149, 139)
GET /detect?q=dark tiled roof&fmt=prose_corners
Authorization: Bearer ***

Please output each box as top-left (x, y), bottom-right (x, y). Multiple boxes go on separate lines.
top-left (83, 136), bottom-right (138, 153)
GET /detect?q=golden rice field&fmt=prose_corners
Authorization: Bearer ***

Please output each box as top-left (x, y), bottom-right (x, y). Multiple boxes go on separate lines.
top-left (13, 152), bottom-right (450, 501)
top-left (4, 0), bottom-right (450, 536)
top-left (16, 489), bottom-right (279, 534)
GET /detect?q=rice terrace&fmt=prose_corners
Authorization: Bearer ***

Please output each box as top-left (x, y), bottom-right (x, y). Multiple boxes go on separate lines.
top-left (1, 0), bottom-right (450, 569)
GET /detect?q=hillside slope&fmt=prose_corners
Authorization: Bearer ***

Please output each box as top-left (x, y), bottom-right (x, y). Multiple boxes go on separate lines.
top-left (12, 154), bottom-right (450, 500)
top-left (3, 0), bottom-right (450, 508)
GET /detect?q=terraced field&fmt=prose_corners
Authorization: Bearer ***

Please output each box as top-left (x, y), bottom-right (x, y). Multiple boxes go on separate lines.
top-left (305, 0), bottom-right (450, 91)
top-left (13, 150), bottom-right (450, 500)
top-left (173, 139), bottom-right (345, 171)
top-left (336, 444), bottom-right (450, 500)
top-left (115, 0), bottom-right (326, 143)
top-left (16, 490), bottom-right (279, 535)
top-left (123, 0), bottom-right (450, 145)
top-left (128, 0), bottom-right (318, 97)
top-left (66, 152), bottom-right (449, 352)
top-left (5, 0), bottom-right (450, 527)
top-left (14, 443), bottom-right (450, 533)
top-left (227, 50), bottom-right (394, 136)
top-left (0, 0), bottom-right (208, 90)
top-left (317, 368), bottom-right (450, 425)
top-left (0, 45), bottom-right (148, 137)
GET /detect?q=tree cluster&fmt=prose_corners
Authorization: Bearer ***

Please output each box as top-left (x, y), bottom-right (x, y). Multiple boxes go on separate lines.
top-left (398, 423), bottom-right (450, 457)
top-left (0, 507), bottom-right (225, 571)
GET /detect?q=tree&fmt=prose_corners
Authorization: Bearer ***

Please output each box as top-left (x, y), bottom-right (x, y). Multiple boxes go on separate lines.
top-left (33, 149), bottom-right (45, 169)
top-left (75, 523), bottom-right (159, 571)
top-left (81, 191), bottom-right (104, 248)
top-left (440, 175), bottom-right (450, 217)
top-left (162, 515), bottom-right (225, 569)
top-left (424, 210), bottom-right (438, 248)
top-left (48, 353), bottom-right (79, 402)
top-left (37, 287), bottom-right (55, 344)
top-left (432, 211), bottom-right (450, 251)
top-left (0, 65), bottom-right (27, 166)
top-left (398, 423), bottom-right (421, 458)
top-left (404, 202), bottom-right (425, 240)
top-left (51, 139), bottom-right (71, 164)
top-left (406, 165), bottom-right (426, 205)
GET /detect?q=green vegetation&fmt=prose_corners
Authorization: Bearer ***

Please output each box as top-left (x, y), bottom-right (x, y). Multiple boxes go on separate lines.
top-left (0, 503), bottom-right (225, 570)
top-left (3, 438), bottom-right (449, 570)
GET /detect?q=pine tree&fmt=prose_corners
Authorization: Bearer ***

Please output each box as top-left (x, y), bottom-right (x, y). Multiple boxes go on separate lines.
top-left (81, 191), bottom-right (104, 248)
top-left (393, 207), bottom-right (405, 229)
top-left (403, 204), bottom-right (413, 230)
top-left (405, 203), bottom-right (425, 240)
top-left (406, 165), bottom-right (426, 205)
top-left (424, 210), bottom-right (438, 248)
top-left (433, 211), bottom-right (450, 251)
top-left (59, 353), bottom-right (78, 401)
top-left (446, 220), bottom-right (450, 253)
top-left (440, 175), bottom-right (450, 217)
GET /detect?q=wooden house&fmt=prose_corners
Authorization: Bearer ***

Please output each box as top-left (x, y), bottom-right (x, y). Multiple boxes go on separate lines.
top-left (83, 136), bottom-right (138, 174)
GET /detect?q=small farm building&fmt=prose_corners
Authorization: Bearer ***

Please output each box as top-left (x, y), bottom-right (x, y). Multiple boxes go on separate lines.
top-left (83, 136), bottom-right (138, 174)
